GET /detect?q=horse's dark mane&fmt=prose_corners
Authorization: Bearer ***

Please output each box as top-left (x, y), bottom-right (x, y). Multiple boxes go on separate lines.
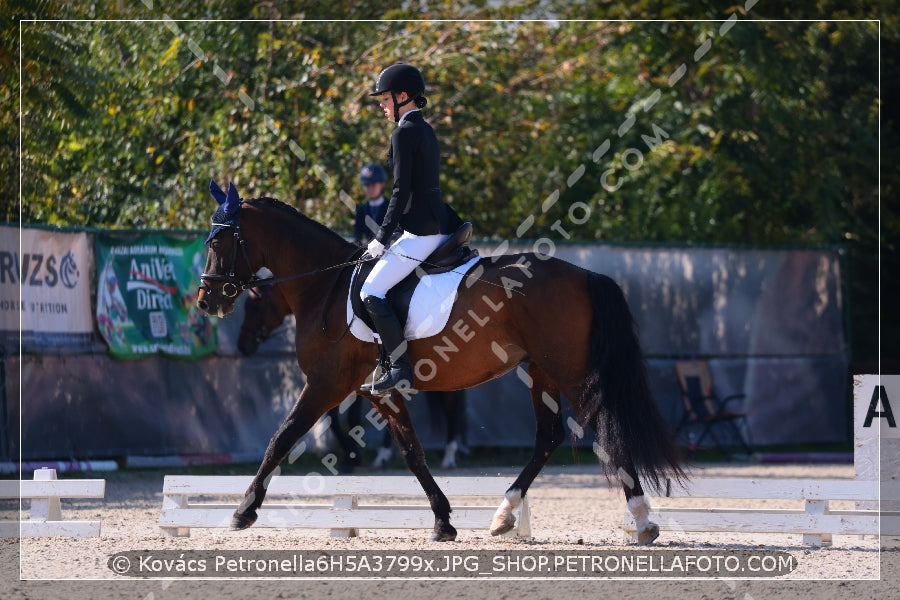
top-left (243, 197), bottom-right (349, 246)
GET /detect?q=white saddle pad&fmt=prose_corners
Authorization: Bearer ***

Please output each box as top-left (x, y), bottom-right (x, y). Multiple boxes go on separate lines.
top-left (347, 255), bottom-right (482, 342)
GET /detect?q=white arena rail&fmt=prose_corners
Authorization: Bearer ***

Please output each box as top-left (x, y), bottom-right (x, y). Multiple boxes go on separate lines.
top-left (159, 475), bottom-right (530, 538)
top-left (622, 477), bottom-right (880, 547)
top-left (0, 467), bottom-right (105, 538)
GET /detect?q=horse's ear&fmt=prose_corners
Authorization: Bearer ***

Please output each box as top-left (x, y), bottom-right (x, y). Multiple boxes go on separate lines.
top-left (224, 182), bottom-right (241, 215)
top-left (209, 180), bottom-right (227, 205)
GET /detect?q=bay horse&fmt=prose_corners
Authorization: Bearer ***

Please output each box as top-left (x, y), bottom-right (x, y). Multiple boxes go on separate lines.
top-left (237, 252), bottom-right (472, 472)
top-left (197, 191), bottom-right (685, 543)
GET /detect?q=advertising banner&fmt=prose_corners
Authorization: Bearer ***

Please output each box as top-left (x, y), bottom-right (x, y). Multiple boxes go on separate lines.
top-left (0, 225), bottom-right (94, 348)
top-left (95, 233), bottom-right (215, 359)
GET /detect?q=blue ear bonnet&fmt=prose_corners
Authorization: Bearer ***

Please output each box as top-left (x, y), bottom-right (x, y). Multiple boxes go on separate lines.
top-left (206, 180), bottom-right (242, 243)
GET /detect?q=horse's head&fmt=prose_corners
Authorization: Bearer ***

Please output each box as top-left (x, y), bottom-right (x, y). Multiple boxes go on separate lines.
top-left (197, 180), bottom-right (259, 318)
top-left (237, 283), bottom-right (291, 355)
top-left (198, 182), bottom-right (355, 319)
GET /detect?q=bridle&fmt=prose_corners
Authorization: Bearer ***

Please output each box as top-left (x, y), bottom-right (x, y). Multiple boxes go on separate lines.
top-left (199, 220), bottom-right (374, 301)
top-left (199, 222), bottom-right (262, 299)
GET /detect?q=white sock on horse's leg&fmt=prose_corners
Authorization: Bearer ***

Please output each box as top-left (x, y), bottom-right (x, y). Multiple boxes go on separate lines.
top-left (627, 495), bottom-right (651, 531)
top-left (627, 495), bottom-right (660, 544)
top-left (503, 488), bottom-right (522, 509)
top-left (490, 488), bottom-right (522, 535)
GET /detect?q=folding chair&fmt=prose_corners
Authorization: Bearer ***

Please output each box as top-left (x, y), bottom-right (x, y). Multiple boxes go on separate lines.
top-left (674, 361), bottom-right (754, 459)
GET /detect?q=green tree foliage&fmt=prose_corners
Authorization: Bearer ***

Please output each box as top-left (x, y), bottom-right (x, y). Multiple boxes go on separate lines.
top-left (1, 1), bottom-right (893, 366)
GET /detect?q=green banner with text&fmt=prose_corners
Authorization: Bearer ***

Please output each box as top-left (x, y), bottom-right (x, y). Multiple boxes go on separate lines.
top-left (95, 234), bottom-right (216, 359)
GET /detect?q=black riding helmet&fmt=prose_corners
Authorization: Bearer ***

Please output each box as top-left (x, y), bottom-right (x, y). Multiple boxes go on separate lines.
top-left (370, 63), bottom-right (427, 122)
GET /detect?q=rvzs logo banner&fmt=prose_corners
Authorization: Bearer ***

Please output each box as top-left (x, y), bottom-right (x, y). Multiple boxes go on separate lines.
top-left (95, 234), bottom-right (216, 359)
top-left (0, 225), bottom-right (93, 347)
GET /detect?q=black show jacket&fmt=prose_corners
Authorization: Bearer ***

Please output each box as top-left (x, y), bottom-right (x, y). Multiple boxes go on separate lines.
top-left (376, 111), bottom-right (460, 245)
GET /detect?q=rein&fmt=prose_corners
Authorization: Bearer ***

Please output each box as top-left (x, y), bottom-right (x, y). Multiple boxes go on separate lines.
top-left (199, 222), bottom-right (374, 299)
top-left (200, 220), bottom-right (367, 344)
top-left (252, 253), bottom-right (372, 290)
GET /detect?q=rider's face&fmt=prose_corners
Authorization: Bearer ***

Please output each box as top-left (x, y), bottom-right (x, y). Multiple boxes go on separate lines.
top-left (379, 91), bottom-right (409, 121)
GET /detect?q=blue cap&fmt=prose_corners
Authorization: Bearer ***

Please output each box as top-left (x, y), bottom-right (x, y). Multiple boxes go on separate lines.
top-left (359, 164), bottom-right (387, 184)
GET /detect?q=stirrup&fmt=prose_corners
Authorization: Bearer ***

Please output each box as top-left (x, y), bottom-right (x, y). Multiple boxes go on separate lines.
top-left (359, 343), bottom-right (392, 394)
top-left (362, 366), bottom-right (415, 395)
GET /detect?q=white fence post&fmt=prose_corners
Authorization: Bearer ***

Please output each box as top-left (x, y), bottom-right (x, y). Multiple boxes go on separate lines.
top-left (0, 468), bottom-right (105, 538)
top-left (30, 468), bottom-right (63, 522)
top-left (330, 495), bottom-right (359, 537)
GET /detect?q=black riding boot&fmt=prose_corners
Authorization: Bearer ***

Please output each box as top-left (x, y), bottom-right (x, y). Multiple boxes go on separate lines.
top-left (361, 295), bottom-right (415, 395)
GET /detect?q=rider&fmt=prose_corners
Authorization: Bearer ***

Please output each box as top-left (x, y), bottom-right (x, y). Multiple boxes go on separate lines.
top-left (360, 62), bottom-right (462, 395)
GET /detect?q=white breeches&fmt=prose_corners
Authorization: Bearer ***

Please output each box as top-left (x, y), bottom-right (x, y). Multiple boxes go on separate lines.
top-left (360, 231), bottom-right (448, 300)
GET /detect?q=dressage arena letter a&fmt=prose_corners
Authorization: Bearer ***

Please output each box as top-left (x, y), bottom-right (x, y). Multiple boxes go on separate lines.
top-left (863, 385), bottom-right (896, 428)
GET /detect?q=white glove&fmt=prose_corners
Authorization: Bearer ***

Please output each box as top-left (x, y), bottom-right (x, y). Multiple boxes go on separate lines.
top-left (367, 238), bottom-right (385, 258)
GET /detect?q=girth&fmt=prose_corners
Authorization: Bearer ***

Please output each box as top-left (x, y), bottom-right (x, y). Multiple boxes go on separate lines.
top-left (350, 222), bottom-right (479, 332)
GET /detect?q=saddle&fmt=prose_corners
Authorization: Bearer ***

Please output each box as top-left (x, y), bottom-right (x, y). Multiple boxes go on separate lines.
top-left (350, 222), bottom-right (479, 333)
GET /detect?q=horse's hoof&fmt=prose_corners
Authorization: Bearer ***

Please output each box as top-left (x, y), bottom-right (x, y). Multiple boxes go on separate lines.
top-left (636, 522), bottom-right (660, 545)
top-left (230, 510), bottom-right (257, 531)
top-left (429, 520), bottom-right (457, 542)
top-left (490, 514), bottom-right (516, 536)
top-left (429, 530), bottom-right (457, 542)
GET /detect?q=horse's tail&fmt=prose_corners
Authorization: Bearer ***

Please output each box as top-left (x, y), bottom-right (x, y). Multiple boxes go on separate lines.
top-left (579, 272), bottom-right (687, 492)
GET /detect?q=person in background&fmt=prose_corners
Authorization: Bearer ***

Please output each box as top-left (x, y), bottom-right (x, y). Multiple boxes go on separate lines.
top-left (354, 163), bottom-right (390, 245)
top-left (431, 389), bottom-right (468, 469)
top-left (373, 390), bottom-right (469, 470)
top-left (328, 162), bottom-right (390, 472)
